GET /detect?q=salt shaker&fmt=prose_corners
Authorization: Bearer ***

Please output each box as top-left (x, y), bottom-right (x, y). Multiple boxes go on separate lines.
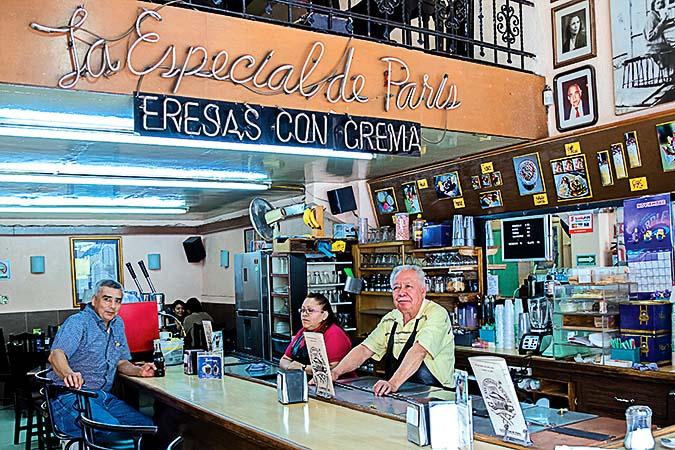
top-left (624, 405), bottom-right (655, 450)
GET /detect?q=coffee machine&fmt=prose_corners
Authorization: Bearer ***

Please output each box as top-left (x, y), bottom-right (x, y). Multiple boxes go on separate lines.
top-left (518, 276), bottom-right (553, 355)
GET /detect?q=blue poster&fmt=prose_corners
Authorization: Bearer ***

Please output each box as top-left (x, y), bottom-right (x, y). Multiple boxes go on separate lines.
top-left (624, 194), bottom-right (672, 259)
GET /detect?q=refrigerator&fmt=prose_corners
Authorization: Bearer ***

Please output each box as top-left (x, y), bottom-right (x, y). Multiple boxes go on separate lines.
top-left (234, 251), bottom-right (271, 360)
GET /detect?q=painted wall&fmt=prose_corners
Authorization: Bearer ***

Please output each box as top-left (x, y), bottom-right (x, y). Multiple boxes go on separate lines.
top-left (0, 234), bottom-right (202, 312)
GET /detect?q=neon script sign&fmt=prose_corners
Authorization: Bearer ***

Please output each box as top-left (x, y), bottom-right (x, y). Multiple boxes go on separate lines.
top-left (30, 6), bottom-right (461, 113)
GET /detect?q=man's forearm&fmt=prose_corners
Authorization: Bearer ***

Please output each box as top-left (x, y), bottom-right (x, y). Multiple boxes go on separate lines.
top-left (48, 349), bottom-right (74, 380)
top-left (388, 343), bottom-right (427, 390)
top-left (333, 344), bottom-right (373, 377)
top-left (117, 360), bottom-right (143, 377)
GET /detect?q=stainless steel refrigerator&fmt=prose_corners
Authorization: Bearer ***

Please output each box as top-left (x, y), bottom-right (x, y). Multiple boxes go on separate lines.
top-left (234, 251), bottom-right (271, 360)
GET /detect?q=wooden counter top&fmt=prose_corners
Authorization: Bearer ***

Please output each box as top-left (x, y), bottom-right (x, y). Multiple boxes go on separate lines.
top-left (456, 346), bottom-right (675, 382)
top-left (124, 367), bottom-right (509, 450)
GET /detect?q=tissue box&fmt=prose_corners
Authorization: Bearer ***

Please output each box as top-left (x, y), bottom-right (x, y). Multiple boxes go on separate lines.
top-left (610, 347), bottom-right (640, 364)
top-left (621, 332), bottom-right (671, 365)
top-left (620, 301), bottom-right (672, 334)
top-left (406, 399), bottom-right (431, 446)
top-left (422, 224), bottom-right (452, 248)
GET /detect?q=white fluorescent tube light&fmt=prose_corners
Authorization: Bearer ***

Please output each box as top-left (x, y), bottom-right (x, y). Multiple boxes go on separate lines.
top-left (0, 126), bottom-right (374, 161)
top-left (0, 174), bottom-right (269, 190)
top-left (0, 207), bottom-right (187, 214)
top-left (0, 108), bottom-right (134, 132)
top-left (0, 162), bottom-right (268, 181)
top-left (0, 196), bottom-right (185, 208)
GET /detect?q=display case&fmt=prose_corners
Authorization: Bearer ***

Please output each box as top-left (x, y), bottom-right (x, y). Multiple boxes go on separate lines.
top-left (305, 256), bottom-right (356, 333)
top-left (353, 242), bottom-right (484, 337)
top-left (552, 282), bottom-right (636, 364)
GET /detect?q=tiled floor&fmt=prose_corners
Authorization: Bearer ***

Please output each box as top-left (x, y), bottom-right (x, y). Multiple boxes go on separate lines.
top-left (0, 404), bottom-right (40, 450)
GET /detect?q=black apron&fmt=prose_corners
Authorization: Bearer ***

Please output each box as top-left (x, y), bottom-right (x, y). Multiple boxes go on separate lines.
top-left (384, 319), bottom-right (443, 388)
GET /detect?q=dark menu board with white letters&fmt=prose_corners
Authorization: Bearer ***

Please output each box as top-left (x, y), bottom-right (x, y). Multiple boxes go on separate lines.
top-left (502, 217), bottom-right (549, 261)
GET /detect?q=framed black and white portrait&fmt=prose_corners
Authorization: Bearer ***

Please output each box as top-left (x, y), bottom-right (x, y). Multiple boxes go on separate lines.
top-left (553, 65), bottom-right (598, 132)
top-left (552, 0), bottom-right (596, 68)
top-left (610, 0), bottom-right (675, 115)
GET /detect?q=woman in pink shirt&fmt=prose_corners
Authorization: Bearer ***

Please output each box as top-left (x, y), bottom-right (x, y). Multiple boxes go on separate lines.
top-left (280, 293), bottom-right (352, 377)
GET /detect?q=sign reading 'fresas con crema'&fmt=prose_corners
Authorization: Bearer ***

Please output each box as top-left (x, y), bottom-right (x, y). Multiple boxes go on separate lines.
top-left (30, 7), bottom-right (461, 114)
top-left (134, 93), bottom-right (422, 156)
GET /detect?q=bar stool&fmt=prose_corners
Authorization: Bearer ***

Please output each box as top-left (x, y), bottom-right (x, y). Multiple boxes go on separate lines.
top-left (33, 369), bottom-right (81, 450)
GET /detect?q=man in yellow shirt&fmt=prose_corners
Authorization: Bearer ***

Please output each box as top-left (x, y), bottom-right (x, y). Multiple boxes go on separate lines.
top-left (332, 265), bottom-right (454, 396)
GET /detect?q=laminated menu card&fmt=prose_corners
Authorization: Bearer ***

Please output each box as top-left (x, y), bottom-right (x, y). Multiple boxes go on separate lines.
top-left (469, 356), bottom-right (530, 445)
top-left (197, 353), bottom-right (223, 379)
top-left (304, 332), bottom-right (335, 398)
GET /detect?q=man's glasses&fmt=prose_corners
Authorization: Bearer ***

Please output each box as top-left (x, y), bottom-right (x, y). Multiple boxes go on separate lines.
top-left (298, 307), bottom-right (321, 315)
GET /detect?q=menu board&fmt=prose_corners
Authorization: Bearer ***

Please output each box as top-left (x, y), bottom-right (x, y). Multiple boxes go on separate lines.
top-left (501, 216), bottom-right (551, 261)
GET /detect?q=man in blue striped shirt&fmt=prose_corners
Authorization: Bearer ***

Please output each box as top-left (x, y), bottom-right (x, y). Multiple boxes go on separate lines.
top-left (48, 279), bottom-right (156, 438)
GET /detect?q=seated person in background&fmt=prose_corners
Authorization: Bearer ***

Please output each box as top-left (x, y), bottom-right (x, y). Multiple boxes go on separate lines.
top-left (331, 265), bottom-right (454, 396)
top-left (183, 297), bottom-right (215, 337)
top-left (171, 299), bottom-right (186, 322)
top-left (48, 279), bottom-right (156, 438)
top-left (279, 293), bottom-right (352, 376)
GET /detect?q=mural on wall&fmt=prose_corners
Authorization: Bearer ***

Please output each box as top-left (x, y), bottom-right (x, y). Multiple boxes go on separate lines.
top-left (611, 0), bottom-right (675, 114)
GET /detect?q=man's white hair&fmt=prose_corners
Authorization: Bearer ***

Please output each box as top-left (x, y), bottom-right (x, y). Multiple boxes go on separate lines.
top-left (390, 265), bottom-right (426, 288)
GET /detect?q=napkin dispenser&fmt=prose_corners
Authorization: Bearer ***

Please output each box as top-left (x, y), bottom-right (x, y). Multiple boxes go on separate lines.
top-left (277, 369), bottom-right (308, 404)
top-left (406, 399), bottom-right (431, 446)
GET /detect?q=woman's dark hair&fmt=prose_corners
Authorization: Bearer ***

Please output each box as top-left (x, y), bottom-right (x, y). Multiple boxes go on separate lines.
top-left (306, 292), bottom-right (336, 326)
top-left (185, 297), bottom-right (203, 313)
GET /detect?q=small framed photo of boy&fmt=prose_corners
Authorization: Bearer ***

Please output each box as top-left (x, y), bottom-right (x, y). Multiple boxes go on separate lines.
top-left (554, 65), bottom-right (598, 132)
top-left (552, 0), bottom-right (596, 68)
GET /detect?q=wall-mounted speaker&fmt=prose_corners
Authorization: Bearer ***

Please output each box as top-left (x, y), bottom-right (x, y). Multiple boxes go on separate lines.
top-left (327, 186), bottom-right (357, 215)
top-left (183, 236), bottom-right (206, 263)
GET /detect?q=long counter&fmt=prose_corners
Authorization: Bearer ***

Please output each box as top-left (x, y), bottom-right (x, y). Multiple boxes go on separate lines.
top-left (455, 346), bottom-right (675, 425)
top-left (117, 360), bottom-right (669, 450)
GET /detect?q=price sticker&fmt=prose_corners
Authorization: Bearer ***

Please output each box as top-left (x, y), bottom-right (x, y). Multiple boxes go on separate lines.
top-left (480, 162), bottom-right (494, 174)
top-left (453, 198), bottom-right (466, 209)
top-left (533, 193), bottom-right (548, 206)
top-left (565, 142), bottom-right (581, 156)
top-left (629, 176), bottom-right (648, 191)
top-left (416, 179), bottom-right (428, 189)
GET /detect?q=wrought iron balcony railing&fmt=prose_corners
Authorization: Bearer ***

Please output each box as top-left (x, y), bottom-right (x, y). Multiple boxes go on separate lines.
top-left (150, 0), bottom-right (536, 71)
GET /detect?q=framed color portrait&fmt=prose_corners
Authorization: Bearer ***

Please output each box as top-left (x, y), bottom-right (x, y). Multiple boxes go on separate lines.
top-left (374, 187), bottom-right (399, 214)
top-left (552, 0), bottom-right (596, 68)
top-left (401, 182), bottom-right (423, 214)
top-left (656, 120), bottom-right (675, 172)
top-left (434, 172), bottom-right (463, 199)
top-left (512, 153), bottom-right (545, 196)
top-left (70, 236), bottom-right (123, 307)
top-left (553, 65), bottom-right (598, 132)
top-left (550, 155), bottom-right (593, 202)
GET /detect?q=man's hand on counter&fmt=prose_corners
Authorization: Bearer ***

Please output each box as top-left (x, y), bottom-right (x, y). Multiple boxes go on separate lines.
top-left (373, 379), bottom-right (400, 396)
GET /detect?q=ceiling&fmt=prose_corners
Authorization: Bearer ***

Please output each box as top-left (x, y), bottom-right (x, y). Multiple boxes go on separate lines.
top-left (0, 84), bottom-right (524, 223)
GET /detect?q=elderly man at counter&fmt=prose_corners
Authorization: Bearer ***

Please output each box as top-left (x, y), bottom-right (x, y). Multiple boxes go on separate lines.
top-left (332, 265), bottom-right (455, 396)
top-left (48, 279), bottom-right (156, 438)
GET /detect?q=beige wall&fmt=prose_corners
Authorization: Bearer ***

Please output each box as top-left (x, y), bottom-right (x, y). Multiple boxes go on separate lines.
top-left (202, 228), bottom-right (244, 305)
top-left (0, 234), bottom-right (203, 313)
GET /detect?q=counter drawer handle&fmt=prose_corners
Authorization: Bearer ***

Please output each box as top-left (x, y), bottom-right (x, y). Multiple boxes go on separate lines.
top-left (614, 396), bottom-right (635, 404)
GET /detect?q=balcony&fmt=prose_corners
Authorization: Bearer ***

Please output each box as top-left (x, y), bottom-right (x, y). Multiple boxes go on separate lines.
top-left (151, 0), bottom-right (536, 71)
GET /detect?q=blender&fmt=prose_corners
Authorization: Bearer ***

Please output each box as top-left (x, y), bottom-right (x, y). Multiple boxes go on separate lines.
top-left (518, 296), bottom-right (553, 355)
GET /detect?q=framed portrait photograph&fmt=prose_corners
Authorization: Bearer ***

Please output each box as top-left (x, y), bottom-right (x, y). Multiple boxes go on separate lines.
top-left (478, 190), bottom-right (503, 209)
top-left (624, 131), bottom-right (642, 168)
top-left (70, 236), bottom-right (123, 307)
top-left (656, 120), bottom-right (675, 172)
top-left (552, 0), bottom-right (596, 68)
top-left (553, 65), bottom-right (598, 132)
top-left (597, 150), bottom-right (614, 186)
top-left (550, 155), bottom-right (593, 202)
top-left (401, 181), bottom-right (423, 214)
top-left (433, 172), bottom-right (463, 199)
top-left (610, 143), bottom-right (628, 179)
top-left (374, 187), bottom-right (399, 214)
top-left (512, 152), bottom-right (546, 196)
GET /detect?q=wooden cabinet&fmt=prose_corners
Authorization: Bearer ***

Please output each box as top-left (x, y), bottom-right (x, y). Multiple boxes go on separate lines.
top-left (352, 242), bottom-right (484, 337)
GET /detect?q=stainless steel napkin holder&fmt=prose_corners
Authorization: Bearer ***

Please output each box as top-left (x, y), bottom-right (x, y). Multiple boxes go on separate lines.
top-left (277, 369), bottom-right (308, 404)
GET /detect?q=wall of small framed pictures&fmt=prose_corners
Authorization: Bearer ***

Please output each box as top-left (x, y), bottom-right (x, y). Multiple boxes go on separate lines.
top-left (368, 110), bottom-right (675, 225)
